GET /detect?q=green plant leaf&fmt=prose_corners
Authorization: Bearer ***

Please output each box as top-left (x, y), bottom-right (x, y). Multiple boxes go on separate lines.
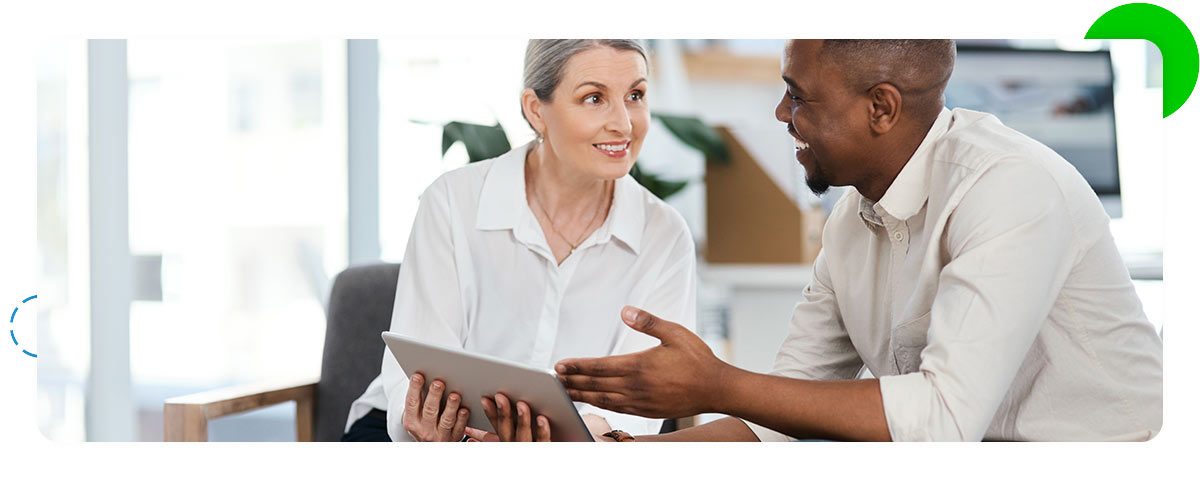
top-left (630, 163), bottom-right (690, 200)
top-left (653, 113), bottom-right (730, 164)
top-left (441, 121), bottom-right (512, 163)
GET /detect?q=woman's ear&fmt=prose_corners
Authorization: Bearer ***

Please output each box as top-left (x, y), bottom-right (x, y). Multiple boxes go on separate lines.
top-left (521, 88), bottom-right (547, 137)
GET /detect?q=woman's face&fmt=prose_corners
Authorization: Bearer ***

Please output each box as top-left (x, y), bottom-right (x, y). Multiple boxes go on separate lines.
top-left (531, 46), bottom-right (650, 181)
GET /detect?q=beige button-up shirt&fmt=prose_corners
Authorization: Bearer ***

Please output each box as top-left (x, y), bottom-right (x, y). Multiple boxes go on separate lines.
top-left (747, 108), bottom-right (1162, 441)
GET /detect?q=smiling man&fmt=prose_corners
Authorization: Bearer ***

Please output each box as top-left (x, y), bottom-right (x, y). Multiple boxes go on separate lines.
top-left (555, 39), bottom-right (1163, 442)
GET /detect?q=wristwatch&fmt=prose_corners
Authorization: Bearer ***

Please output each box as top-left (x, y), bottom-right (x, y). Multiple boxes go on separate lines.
top-left (602, 429), bottom-right (636, 442)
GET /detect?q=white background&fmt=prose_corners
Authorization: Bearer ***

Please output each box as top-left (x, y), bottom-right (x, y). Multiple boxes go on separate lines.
top-left (1, 0), bottom-right (1195, 477)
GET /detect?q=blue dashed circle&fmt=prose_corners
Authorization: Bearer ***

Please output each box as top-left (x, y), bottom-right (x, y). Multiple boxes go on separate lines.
top-left (10, 295), bottom-right (37, 358)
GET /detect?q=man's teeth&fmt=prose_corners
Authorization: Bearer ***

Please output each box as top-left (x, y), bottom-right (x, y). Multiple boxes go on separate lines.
top-left (795, 139), bottom-right (809, 150)
top-left (595, 143), bottom-right (628, 152)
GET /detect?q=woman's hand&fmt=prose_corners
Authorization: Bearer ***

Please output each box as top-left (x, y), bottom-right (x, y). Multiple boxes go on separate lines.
top-left (464, 393), bottom-right (552, 441)
top-left (582, 413), bottom-right (614, 442)
top-left (402, 373), bottom-right (471, 442)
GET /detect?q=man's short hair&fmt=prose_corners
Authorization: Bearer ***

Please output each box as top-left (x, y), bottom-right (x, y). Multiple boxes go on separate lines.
top-left (820, 40), bottom-right (957, 122)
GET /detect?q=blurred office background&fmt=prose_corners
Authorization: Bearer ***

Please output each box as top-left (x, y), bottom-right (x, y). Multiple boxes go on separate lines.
top-left (36, 38), bottom-right (1165, 441)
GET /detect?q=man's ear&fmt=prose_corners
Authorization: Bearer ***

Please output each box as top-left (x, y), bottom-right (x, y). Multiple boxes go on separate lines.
top-left (867, 83), bottom-right (902, 134)
top-left (521, 88), bottom-right (546, 136)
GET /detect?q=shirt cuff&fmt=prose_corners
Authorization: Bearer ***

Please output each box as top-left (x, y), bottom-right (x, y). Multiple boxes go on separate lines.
top-left (742, 419), bottom-right (792, 442)
top-left (878, 372), bottom-right (934, 442)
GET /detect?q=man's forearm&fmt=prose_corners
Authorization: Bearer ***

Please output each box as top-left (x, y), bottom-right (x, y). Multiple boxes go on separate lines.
top-left (715, 367), bottom-right (893, 441)
top-left (635, 416), bottom-right (760, 442)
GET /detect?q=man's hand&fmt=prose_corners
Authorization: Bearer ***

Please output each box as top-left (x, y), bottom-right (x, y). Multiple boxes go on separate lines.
top-left (555, 306), bottom-right (733, 419)
top-left (464, 393), bottom-right (552, 442)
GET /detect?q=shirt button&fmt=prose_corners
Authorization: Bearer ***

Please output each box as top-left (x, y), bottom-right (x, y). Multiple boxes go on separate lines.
top-left (893, 232), bottom-right (904, 241)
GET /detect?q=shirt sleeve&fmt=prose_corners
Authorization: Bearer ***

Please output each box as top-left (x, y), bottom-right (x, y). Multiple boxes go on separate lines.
top-left (742, 245), bottom-right (863, 441)
top-left (584, 225), bottom-right (699, 436)
top-left (379, 178), bottom-right (470, 442)
top-left (878, 161), bottom-right (1076, 441)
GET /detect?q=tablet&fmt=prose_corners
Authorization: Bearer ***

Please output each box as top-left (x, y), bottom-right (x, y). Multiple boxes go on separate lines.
top-left (381, 332), bottom-right (594, 442)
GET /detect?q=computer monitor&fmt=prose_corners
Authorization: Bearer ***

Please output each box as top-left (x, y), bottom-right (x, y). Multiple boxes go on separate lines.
top-left (945, 45), bottom-right (1122, 217)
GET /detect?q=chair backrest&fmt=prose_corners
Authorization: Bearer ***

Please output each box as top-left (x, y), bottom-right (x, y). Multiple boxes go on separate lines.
top-left (313, 262), bottom-right (401, 441)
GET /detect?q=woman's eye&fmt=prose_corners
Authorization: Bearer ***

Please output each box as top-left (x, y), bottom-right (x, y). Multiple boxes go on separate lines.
top-left (585, 94), bottom-right (602, 104)
top-left (628, 91), bottom-right (644, 102)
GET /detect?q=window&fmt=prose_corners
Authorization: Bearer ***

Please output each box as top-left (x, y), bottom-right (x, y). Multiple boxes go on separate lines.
top-left (36, 39), bottom-right (90, 441)
top-left (38, 39), bottom-right (349, 441)
top-left (124, 39), bottom-right (348, 440)
top-left (377, 38), bottom-right (531, 262)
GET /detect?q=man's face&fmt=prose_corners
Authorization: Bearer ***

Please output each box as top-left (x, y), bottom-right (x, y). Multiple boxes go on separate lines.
top-left (775, 40), bottom-right (871, 195)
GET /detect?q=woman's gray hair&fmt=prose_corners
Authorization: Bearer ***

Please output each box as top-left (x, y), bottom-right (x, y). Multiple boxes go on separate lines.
top-left (521, 39), bottom-right (648, 135)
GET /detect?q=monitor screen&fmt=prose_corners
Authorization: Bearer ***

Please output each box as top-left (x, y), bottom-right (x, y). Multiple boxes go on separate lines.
top-left (944, 46), bottom-right (1120, 198)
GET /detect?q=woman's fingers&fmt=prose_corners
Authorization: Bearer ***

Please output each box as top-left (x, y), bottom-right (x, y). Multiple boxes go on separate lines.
top-left (581, 414), bottom-right (613, 437)
top-left (437, 392), bottom-right (462, 440)
top-left (402, 374), bottom-right (424, 439)
top-left (494, 393), bottom-right (515, 441)
top-left (535, 415), bottom-right (552, 442)
top-left (450, 408), bottom-right (470, 441)
top-left (514, 401), bottom-right (533, 442)
top-left (421, 380), bottom-right (446, 430)
top-left (465, 426), bottom-right (499, 442)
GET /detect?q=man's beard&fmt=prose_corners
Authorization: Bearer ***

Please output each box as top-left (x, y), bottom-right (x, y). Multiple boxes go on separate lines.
top-left (803, 164), bottom-right (831, 196)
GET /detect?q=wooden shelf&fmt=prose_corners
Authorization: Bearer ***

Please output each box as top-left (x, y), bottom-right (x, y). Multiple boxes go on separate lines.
top-left (674, 50), bottom-right (782, 84)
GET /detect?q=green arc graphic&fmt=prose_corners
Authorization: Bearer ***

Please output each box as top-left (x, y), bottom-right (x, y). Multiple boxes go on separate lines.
top-left (1086, 3), bottom-right (1198, 117)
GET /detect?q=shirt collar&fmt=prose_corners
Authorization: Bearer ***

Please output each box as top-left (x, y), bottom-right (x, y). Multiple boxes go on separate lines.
top-left (599, 174), bottom-right (645, 255)
top-left (474, 140), bottom-right (644, 255)
top-left (858, 195), bottom-right (885, 228)
top-left (861, 107), bottom-right (953, 225)
top-left (475, 141), bottom-right (531, 231)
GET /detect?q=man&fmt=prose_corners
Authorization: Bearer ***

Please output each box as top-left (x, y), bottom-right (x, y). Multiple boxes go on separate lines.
top-left (555, 39), bottom-right (1163, 442)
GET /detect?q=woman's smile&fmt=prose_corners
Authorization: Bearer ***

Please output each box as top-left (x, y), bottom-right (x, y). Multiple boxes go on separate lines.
top-left (592, 140), bottom-right (631, 158)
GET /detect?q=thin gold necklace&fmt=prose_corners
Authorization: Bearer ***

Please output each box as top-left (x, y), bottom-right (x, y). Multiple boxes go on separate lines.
top-left (530, 182), bottom-right (610, 253)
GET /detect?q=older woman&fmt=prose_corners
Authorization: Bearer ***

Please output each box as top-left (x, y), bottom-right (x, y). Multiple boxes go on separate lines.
top-left (342, 39), bottom-right (697, 442)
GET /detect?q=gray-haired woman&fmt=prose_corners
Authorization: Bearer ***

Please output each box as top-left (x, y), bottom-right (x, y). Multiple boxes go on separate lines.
top-left (342, 39), bottom-right (698, 442)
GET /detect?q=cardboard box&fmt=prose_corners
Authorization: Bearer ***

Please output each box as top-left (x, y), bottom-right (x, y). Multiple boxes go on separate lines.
top-left (704, 126), bottom-right (823, 264)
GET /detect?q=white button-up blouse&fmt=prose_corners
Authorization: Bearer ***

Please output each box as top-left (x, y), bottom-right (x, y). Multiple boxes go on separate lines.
top-left (346, 141), bottom-right (698, 441)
